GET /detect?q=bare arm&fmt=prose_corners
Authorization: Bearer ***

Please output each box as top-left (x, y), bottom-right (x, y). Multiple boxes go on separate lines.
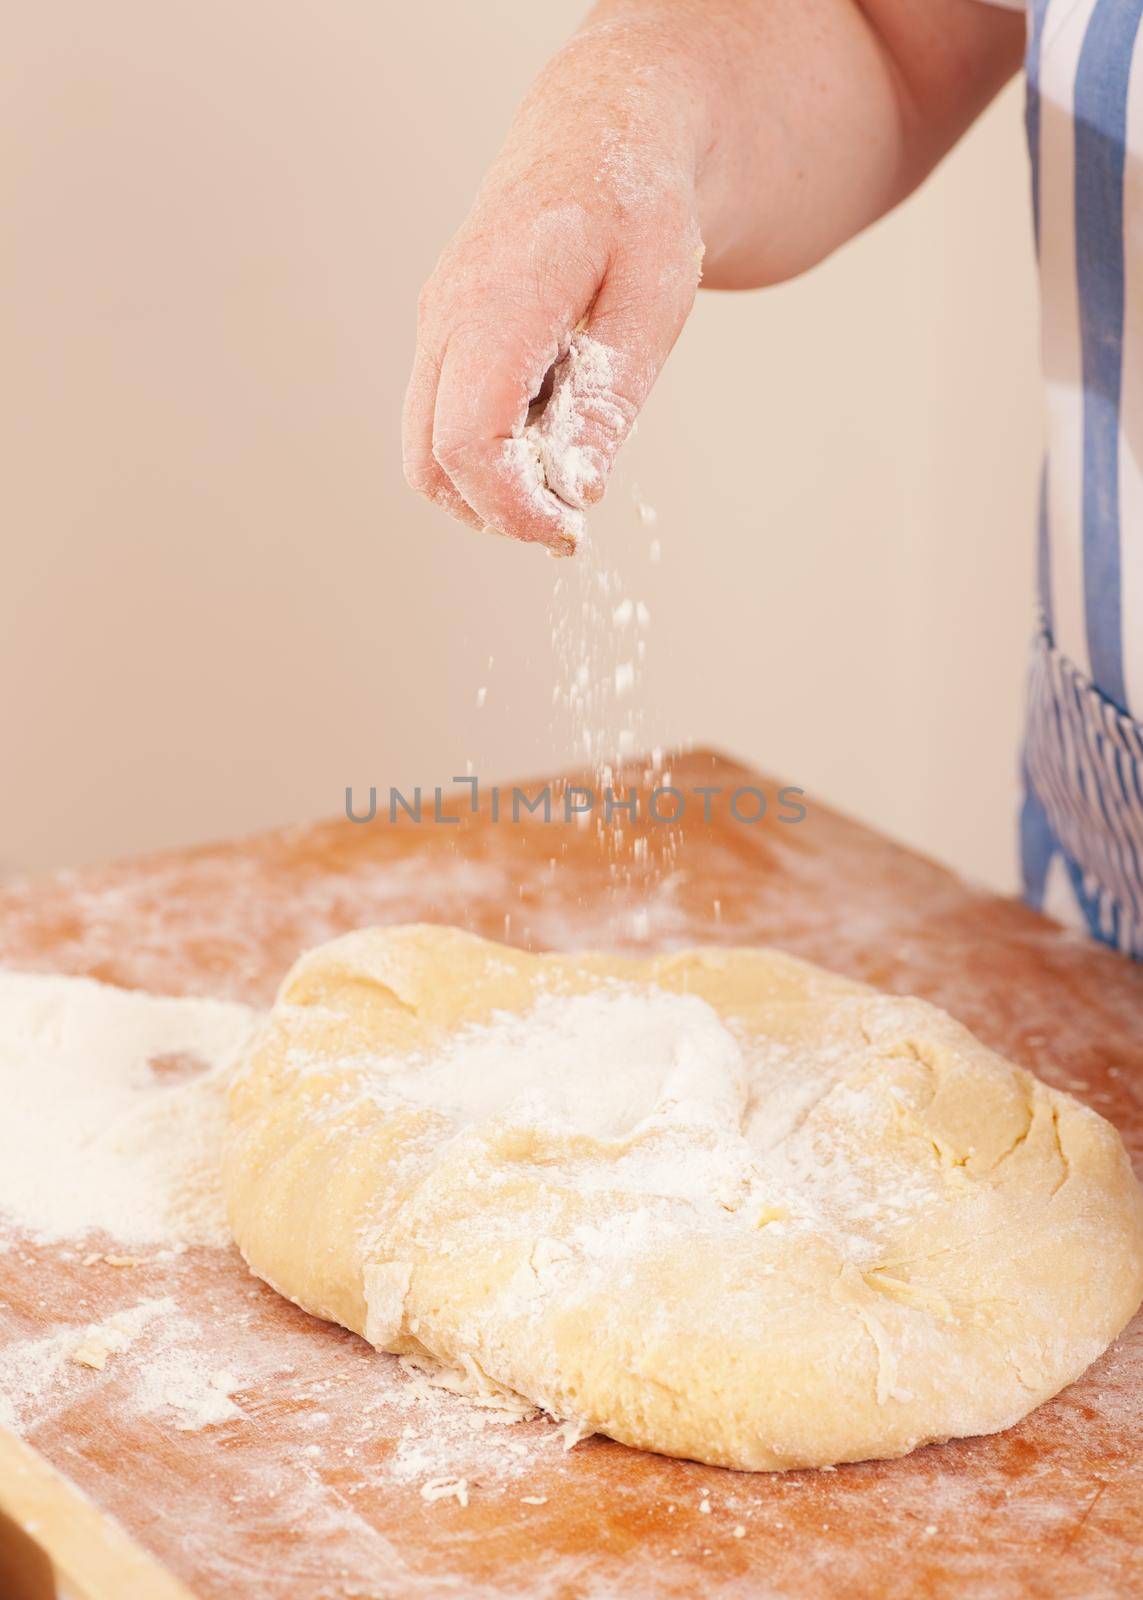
top-left (403, 0), bottom-right (1024, 550)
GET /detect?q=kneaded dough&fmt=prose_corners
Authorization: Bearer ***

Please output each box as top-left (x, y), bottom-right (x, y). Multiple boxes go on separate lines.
top-left (224, 925), bottom-right (1143, 1471)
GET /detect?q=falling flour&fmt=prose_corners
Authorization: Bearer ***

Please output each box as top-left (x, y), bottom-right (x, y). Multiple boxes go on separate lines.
top-left (526, 343), bottom-right (672, 910)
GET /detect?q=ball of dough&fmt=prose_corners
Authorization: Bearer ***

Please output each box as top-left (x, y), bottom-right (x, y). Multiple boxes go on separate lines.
top-left (224, 925), bottom-right (1143, 1471)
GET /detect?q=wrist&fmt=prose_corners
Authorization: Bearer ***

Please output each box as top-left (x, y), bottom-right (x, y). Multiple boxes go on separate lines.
top-left (562, 5), bottom-right (753, 254)
top-left (513, 10), bottom-right (721, 203)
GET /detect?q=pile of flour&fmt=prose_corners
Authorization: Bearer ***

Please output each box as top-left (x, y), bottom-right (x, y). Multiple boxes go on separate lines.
top-left (0, 971), bottom-right (257, 1247)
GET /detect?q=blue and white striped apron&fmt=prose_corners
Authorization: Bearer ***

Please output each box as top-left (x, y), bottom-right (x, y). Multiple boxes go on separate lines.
top-left (988, 0), bottom-right (1143, 958)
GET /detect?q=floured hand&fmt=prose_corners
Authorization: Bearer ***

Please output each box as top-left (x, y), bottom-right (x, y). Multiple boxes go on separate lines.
top-left (402, 0), bottom-right (1024, 553)
top-left (402, 19), bottom-right (706, 553)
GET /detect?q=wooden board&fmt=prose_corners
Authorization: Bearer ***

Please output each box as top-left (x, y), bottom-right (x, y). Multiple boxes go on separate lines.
top-left (0, 751), bottom-right (1140, 1599)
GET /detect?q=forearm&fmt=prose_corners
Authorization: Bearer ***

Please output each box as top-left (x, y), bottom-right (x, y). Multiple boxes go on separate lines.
top-left (569, 0), bottom-right (1024, 287)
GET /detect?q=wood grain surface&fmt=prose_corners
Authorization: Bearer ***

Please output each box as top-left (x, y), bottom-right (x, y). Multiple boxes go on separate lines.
top-left (0, 750), bottom-right (1140, 1599)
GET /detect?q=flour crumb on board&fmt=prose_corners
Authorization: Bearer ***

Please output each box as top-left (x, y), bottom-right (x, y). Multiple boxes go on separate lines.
top-left (558, 1417), bottom-right (595, 1451)
top-left (396, 1352), bottom-right (538, 1421)
top-left (420, 1476), bottom-right (469, 1508)
top-left (128, 1331), bottom-right (247, 1430)
top-left (378, 1347), bottom-right (597, 1505)
top-left (0, 1295), bottom-right (247, 1435)
top-left (70, 1298), bottom-right (170, 1370)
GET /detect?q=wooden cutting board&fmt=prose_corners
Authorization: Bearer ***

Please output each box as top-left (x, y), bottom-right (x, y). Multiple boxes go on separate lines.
top-left (0, 751), bottom-right (1139, 1600)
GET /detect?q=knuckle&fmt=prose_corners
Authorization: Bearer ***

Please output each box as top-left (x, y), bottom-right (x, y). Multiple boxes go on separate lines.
top-left (403, 451), bottom-right (438, 497)
top-left (415, 277), bottom-right (440, 325)
top-left (431, 436), bottom-right (471, 479)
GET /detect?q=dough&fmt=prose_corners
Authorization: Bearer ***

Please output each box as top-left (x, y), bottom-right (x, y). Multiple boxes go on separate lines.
top-left (224, 925), bottom-right (1143, 1471)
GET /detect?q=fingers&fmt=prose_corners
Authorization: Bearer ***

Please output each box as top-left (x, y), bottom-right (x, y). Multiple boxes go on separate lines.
top-left (431, 316), bottom-right (586, 554)
top-left (524, 332), bottom-right (636, 514)
top-left (401, 315), bottom-right (484, 533)
top-left (404, 206), bottom-right (607, 553)
top-left (529, 223), bottom-right (703, 516)
top-left (403, 204), bottom-right (703, 552)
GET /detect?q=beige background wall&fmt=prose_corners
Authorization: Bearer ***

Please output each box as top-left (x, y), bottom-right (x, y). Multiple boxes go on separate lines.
top-left (1, 2), bottom-right (1042, 888)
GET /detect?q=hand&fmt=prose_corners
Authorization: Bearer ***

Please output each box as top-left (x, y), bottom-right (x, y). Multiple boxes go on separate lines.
top-left (403, 21), bottom-right (706, 554)
top-left (403, 0), bottom-right (1023, 555)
